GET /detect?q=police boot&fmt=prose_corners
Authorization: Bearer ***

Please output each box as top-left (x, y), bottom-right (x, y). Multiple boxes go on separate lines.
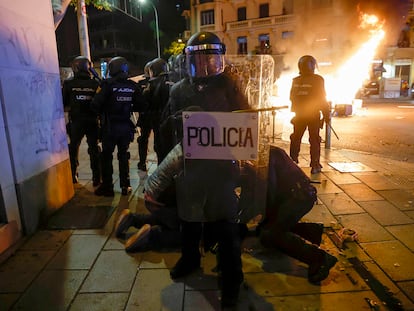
top-left (260, 228), bottom-right (337, 284)
top-left (217, 222), bottom-right (243, 308)
top-left (170, 221), bottom-right (201, 279)
top-left (292, 222), bottom-right (324, 246)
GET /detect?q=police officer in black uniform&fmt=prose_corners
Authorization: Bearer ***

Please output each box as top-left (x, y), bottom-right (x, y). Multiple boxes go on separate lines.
top-left (161, 32), bottom-right (249, 308)
top-left (92, 56), bottom-right (137, 196)
top-left (289, 55), bottom-right (331, 174)
top-left (62, 56), bottom-right (101, 185)
top-left (141, 57), bottom-right (172, 166)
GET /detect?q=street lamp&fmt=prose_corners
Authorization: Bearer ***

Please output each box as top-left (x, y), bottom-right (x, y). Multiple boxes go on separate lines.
top-left (139, 0), bottom-right (161, 58)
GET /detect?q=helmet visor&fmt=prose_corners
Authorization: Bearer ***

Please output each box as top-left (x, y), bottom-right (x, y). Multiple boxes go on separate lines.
top-left (186, 51), bottom-right (225, 78)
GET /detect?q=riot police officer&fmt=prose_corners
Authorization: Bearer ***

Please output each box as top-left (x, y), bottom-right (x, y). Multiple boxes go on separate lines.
top-left (289, 55), bottom-right (331, 174)
top-left (92, 57), bottom-right (137, 196)
top-left (140, 57), bottom-right (172, 166)
top-left (62, 56), bottom-right (101, 185)
top-left (161, 31), bottom-right (249, 308)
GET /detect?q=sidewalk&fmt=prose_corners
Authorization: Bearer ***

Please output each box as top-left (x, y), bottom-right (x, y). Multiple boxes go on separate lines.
top-left (1, 134), bottom-right (414, 311)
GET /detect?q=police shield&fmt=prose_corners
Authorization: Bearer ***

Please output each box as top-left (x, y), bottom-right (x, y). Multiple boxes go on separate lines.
top-left (175, 55), bottom-right (278, 224)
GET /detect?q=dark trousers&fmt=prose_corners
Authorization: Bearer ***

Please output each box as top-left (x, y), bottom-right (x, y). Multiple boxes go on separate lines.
top-left (68, 119), bottom-right (101, 182)
top-left (289, 118), bottom-right (321, 167)
top-left (138, 115), bottom-right (163, 165)
top-left (181, 221), bottom-right (243, 289)
top-left (101, 125), bottom-right (131, 188)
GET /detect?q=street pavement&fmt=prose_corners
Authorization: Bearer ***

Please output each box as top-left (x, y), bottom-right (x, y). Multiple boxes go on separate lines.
top-left (1, 130), bottom-right (414, 311)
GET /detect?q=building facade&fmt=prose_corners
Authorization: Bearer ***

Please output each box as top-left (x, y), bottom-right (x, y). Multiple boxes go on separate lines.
top-left (189, 0), bottom-right (414, 98)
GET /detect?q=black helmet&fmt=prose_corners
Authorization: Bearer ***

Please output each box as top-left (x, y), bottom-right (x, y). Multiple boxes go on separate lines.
top-left (72, 56), bottom-right (91, 74)
top-left (149, 58), bottom-right (168, 77)
top-left (108, 56), bottom-right (129, 78)
top-left (184, 31), bottom-right (226, 79)
top-left (298, 55), bottom-right (317, 75)
top-left (143, 61), bottom-right (152, 78)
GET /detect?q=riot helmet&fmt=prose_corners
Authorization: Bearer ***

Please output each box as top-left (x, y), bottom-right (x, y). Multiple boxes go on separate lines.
top-left (143, 61), bottom-right (152, 78)
top-left (72, 56), bottom-right (91, 74)
top-left (298, 55), bottom-right (317, 75)
top-left (184, 31), bottom-right (226, 79)
top-left (107, 56), bottom-right (129, 78)
top-left (149, 58), bottom-right (168, 78)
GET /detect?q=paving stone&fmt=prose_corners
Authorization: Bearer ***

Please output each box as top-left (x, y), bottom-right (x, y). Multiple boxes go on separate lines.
top-left (318, 193), bottom-right (365, 215)
top-left (324, 171), bottom-right (361, 185)
top-left (46, 234), bottom-right (108, 270)
top-left (397, 281), bottom-right (414, 307)
top-left (312, 178), bottom-right (343, 194)
top-left (140, 251), bottom-right (180, 269)
top-left (0, 293), bottom-right (19, 311)
top-left (359, 200), bottom-right (413, 226)
top-left (353, 172), bottom-right (400, 190)
top-left (265, 291), bottom-right (382, 311)
top-left (338, 213), bottom-right (394, 243)
top-left (362, 261), bottom-right (414, 310)
top-left (300, 202), bottom-right (337, 226)
top-left (126, 268), bottom-right (183, 311)
top-left (386, 224), bottom-right (414, 251)
top-left (377, 189), bottom-right (414, 211)
top-left (340, 183), bottom-right (384, 202)
top-left (19, 230), bottom-right (72, 250)
top-left (80, 250), bottom-right (139, 292)
top-left (70, 293), bottom-right (129, 311)
top-left (183, 290), bottom-right (220, 311)
top-left (361, 240), bottom-right (414, 282)
top-left (0, 250), bottom-right (56, 292)
top-left (12, 270), bottom-right (87, 311)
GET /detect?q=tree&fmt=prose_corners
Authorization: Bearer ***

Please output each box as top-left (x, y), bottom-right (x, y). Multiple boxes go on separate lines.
top-left (53, 0), bottom-right (111, 29)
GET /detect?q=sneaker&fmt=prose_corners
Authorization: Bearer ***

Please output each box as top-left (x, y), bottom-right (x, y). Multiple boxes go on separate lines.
top-left (125, 224), bottom-right (152, 252)
top-left (308, 252), bottom-right (338, 284)
top-left (121, 186), bottom-right (132, 196)
top-left (137, 162), bottom-right (147, 172)
top-left (115, 209), bottom-right (133, 238)
top-left (170, 255), bottom-right (201, 279)
top-left (94, 185), bottom-right (114, 197)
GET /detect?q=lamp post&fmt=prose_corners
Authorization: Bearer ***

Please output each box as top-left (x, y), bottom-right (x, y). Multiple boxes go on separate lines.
top-left (139, 0), bottom-right (160, 58)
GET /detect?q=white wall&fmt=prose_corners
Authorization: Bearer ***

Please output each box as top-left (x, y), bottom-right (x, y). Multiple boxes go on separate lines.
top-left (0, 0), bottom-right (71, 252)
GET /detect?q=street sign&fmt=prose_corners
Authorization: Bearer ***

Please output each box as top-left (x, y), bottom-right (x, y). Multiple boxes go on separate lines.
top-left (182, 111), bottom-right (259, 160)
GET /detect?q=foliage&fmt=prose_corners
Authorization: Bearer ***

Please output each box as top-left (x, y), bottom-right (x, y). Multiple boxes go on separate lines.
top-left (164, 40), bottom-right (186, 58)
top-left (70, 0), bottom-right (112, 11)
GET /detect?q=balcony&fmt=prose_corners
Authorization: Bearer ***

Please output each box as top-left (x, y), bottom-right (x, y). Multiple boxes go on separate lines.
top-left (227, 14), bottom-right (296, 31)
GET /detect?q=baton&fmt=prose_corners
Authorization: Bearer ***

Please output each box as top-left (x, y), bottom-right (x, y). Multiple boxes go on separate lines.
top-left (233, 105), bottom-right (289, 113)
top-left (327, 121), bottom-right (340, 140)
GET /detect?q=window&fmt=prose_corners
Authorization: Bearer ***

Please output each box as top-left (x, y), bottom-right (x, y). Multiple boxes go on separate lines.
top-left (282, 31), bottom-right (294, 39)
top-left (237, 36), bottom-right (248, 55)
top-left (237, 7), bottom-right (246, 21)
top-left (201, 9), bottom-right (215, 26)
top-left (257, 33), bottom-right (271, 54)
top-left (259, 3), bottom-right (269, 18)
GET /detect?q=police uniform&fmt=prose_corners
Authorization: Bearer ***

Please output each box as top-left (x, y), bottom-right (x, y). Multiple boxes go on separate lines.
top-left (62, 59), bottom-right (101, 185)
top-left (162, 31), bottom-right (250, 308)
top-left (289, 55), bottom-right (330, 174)
top-left (91, 57), bottom-right (137, 196)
